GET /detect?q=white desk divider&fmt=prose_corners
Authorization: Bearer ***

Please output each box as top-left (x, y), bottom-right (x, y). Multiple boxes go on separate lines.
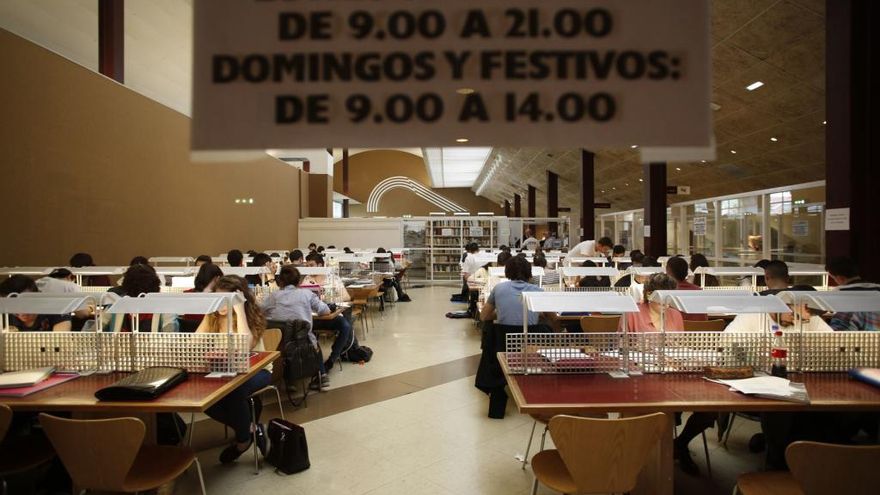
top-left (295, 266), bottom-right (333, 276)
top-left (695, 266), bottom-right (764, 290)
top-left (785, 265), bottom-right (830, 289)
top-left (652, 292), bottom-right (790, 317)
top-left (779, 290), bottom-right (880, 312)
top-left (171, 276), bottom-right (196, 288)
top-left (153, 267), bottom-right (197, 277)
top-left (1, 294), bottom-right (97, 332)
top-left (531, 267), bottom-right (545, 277)
top-left (559, 267), bottom-right (620, 288)
top-left (488, 267), bottom-right (506, 278)
top-left (473, 254), bottom-right (498, 264)
top-left (211, 256), bottom-right (228, 264)
top-left (329, 254), bottom-right (365, 263)
top-left (148, 256), bottom-right (195, 266)
top-left (569, 257), bottom-right (609, 266)
top-left (220, 266), bottom-right (268, 277)
top-left (628, 267), bottom-right (664, 276)
top-left (68, 266), bottom-right (127, 285)
top-left (522, 291), bottom-right (638, 314)
top-left (0, 267), bottom-right (53, 276)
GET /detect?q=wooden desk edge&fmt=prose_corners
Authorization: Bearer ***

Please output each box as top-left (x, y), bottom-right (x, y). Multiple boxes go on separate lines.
top-left (2, 351), bottom-right (280, 413)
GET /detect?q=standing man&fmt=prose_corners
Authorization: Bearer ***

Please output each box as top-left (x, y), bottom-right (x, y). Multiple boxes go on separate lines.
top-left (568, 236), bottom-right (614, 260)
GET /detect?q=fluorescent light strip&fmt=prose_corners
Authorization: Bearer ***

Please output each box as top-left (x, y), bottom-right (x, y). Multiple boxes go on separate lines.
top-left (746, 81), bottom-right (764, 91)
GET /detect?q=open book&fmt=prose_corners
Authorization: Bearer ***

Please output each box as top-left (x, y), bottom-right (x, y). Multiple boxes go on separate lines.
top-left (0, 367), bottom-right (55, 389)
top-left (705, 375), bottom-right (810, 403)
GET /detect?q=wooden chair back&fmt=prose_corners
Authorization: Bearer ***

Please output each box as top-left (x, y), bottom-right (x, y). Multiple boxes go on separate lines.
top-left (348, 287), bottom-right (372, 302)
top-left (39, 414), bottom-right (145, 492)
top-left (262, 328), bottom-right (282, 352)
top-left (579, 315), bottom-right (621, 333)
top-left (787, 441), bottom-right (880, 495)
top-left (683, 319), bottom-right (727, 332)
top-left (0, 404), bottom-right (12, 441)
top-left (549, 413), bottom-right (666, 494)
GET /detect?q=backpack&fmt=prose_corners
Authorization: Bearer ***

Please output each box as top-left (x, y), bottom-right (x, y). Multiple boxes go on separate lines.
top-left (267, 319), bottom-right (322, 406)
top-left (344, 345), bottom-right (373, 363)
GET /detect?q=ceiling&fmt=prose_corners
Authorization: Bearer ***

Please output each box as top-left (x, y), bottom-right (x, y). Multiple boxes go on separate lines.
top-left (1, 0), bottom-right (827, 213)
top-left (473, 0), bottom-right (827, 213)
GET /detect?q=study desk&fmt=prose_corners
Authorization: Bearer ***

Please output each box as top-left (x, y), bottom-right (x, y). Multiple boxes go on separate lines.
top-left (1, 351), bottom-right (279, 414)
top-left (499, 353), bottom-right (880, 495)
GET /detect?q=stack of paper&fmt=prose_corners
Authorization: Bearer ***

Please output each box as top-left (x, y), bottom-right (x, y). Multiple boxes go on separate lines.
top-left (706, 375), bottom-right (810, 403)
top-left (537, 348), bottom-right (591, 364)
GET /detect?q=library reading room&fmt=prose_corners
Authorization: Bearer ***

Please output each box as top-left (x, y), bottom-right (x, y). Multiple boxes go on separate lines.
top-left (1, 1), bottom-right (879, 495)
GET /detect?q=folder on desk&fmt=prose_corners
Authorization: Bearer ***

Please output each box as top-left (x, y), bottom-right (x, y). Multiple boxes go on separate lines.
top-left (0, 367), bottom-right (54, 389)
top-left (95, 367), bottom-right (188, 401)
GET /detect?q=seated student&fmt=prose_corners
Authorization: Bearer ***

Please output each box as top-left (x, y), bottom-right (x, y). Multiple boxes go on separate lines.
top-left (467, 261), bottom-right (492, 284)
top-left (743, 259), bottom-right (771, 288)
top-left (543, 232), bottom-right (563, 250)
top-left (227, 249), bottom-right (245, 267)
top-left (36, 268), bottom-right (80, 293)
top-left (69, 252), bottom-right (112, 286)
top-left (302, 254), bottom-right (350, 302)
top-left (610, 244), bottom-right (629, 269)
top-left (287, 249), bottom-right (305, 266)
top-left (666, 256), bottom-right (707, 321)
top-left (245, 252), bottom-right (277, 287)
top-left (180, 263), bottom-right (225, 331)
top-left (260, 265), bottom-right (332, 390)
top-left (197, 275), bottom-right (271, 464)
top-left (298, 259), bottom-right (356, 371)
top-left (342, 247), bottom-right (353, 254)
top-left (825, 256), bottom-right (880, 331)
top-left (460, 243), bottom-right (481, 298)
top-left (129, 256), bottom-right (150, 266)
top-left (195, 255), bottom-right (213, 266)
top-left (577, 260), bottom-right (612, 288)
top-left (759, 260), bottom-right (791, 295)
top-left (0, 275), bottom-right (72, 331)
top-left (530, 255), bottom-right (559, 286)
top-left (622, 273), bottom-right (684, 332)
top-left (316, 246), bottom-right (326, 255)
top-left (476, 256), bottom-right (547, 418)
top-left (688, 253), bottom-right (719, 287)
top-left (374, 248), bottom-right (411, 302)
top-left (110, 264), bottom-right (178, 332)
top-left (613, 250), bottom-right (645, 288)
top-left (307, 243), bottom-right (317, 253)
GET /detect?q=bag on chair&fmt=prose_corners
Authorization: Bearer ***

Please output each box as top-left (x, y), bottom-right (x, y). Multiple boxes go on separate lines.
top-left (266, 418), bottom-right (310, 474)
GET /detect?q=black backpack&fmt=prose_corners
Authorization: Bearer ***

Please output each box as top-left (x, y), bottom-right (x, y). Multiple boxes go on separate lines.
top-left (344, 345), bottom-right (373, 363)
top-left (267, 319), bottom-right (322, 406)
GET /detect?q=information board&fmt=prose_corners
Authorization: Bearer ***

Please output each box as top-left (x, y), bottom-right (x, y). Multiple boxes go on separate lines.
top-left (192, 0), bottom-right (711, 150)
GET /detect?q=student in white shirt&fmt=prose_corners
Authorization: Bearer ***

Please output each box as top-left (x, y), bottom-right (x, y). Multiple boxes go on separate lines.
top-left (521, 229), bottom-right (540, 251)
top-left (724, 288), bottom-right (832, 333)
top-left (568, 236), bottom-right (614, 258)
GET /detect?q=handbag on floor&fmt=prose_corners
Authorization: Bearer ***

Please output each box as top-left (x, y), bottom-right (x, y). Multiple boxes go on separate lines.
top-left (266, 418), bottom-right (310, 475)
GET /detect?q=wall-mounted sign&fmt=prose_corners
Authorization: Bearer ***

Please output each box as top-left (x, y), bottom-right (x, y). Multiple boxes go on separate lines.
top-left (644, 225), bottom-right (651, 238)
top-left (192, 0), bottom-right (711, 150)
top-left (825, 208), bottom-right (850, 231)
top-left (693, 216), bottom-right (706, 236)
top-left (667, 185), bottom-right (691, 195)
top-left (792, 220), bottom-right (809, 237)
top-left (594, 202), bottom-right (612, 209)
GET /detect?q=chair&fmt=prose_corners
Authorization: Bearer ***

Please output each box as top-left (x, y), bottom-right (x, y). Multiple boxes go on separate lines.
top-left (0, 405), bottom-right (56, 495)
top-left (348, 287), bottom-right (372, 339)
top-left (683, 319), bottom-right (727, 331)
top-left (530, 413), bottom-right (666, 495)
top-left (520, 414), bottom-right (552, 470)
top-left (39, 414), bottom-right (206, 495)
top-left (579, 315), bottom-right (620, 332)
top-left (247, 328), bottom-right (285, 473)
top-left (736, 441), bottom-right (880, 495)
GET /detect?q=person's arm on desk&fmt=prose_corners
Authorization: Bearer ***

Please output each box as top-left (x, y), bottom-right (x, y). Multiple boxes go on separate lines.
top-left (311, 291), bottom-right (331, 316)
top-left (480, 288), bottom-right (497, 321)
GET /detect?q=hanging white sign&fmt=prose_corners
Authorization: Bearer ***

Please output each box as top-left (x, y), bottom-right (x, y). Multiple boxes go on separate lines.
top-left (192, 0), bottom-right (711, 150)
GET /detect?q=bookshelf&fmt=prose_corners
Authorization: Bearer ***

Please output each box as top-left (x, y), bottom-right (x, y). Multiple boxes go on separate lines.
top-left (429, 218), bottom-right (495, 280)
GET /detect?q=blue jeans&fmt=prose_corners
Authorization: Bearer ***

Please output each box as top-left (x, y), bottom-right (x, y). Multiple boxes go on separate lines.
top-left (205, 369), bottom-right (271, 443)
top-left (313, 314), bottom-right (354, 364)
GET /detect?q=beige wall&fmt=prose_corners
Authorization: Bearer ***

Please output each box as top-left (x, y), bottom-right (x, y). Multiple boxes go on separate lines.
top-left (308, 174), bottom-right (332, 218)
top-left (0, 29), bottom-right (302, 266)
top-left (333, 150), bottom-right (502, 217)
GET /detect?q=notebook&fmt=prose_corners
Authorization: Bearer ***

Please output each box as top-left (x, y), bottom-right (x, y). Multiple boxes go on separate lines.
top-left (705, 375), bottom-right (810, 403)
top-left (0, 367), bottom-right (55, 389)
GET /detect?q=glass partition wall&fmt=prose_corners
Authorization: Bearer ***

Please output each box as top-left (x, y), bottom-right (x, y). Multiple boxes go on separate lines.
top-left (597, 181), bottom-right (825, 266)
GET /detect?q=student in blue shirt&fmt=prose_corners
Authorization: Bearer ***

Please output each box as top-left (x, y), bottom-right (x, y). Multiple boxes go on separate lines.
top-left (475, 256), bottom-right (548, 418)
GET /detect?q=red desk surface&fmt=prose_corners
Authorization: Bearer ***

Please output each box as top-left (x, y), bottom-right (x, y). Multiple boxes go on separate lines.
top-left (500, 354), bottom-right (880, 415)
top-left (1, 351), bottom-right (279, 413)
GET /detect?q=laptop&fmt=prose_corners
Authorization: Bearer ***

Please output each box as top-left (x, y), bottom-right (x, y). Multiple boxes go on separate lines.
top-left (0, 367), bottom-right (55, 389)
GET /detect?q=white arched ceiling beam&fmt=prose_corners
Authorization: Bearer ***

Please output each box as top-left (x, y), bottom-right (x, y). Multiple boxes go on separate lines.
top-left (366, 176), bottom-right (467, 213)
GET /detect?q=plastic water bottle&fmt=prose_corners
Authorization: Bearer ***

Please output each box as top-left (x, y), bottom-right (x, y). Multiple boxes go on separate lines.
top-left (770, 325), bottom-right (788, 378)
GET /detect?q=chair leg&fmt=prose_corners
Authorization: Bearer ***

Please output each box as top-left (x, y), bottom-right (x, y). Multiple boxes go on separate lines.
top-left (522, 420), bottom-right (537, 469)
top-left (531, 476), bottom-right (539, 495)
top-left (272, 386), bottom-right (286, 420)
top-left (193, 457), bottom-right (207, 495)
top-left (188, 412), bottom-right (196, 447)
top-left (701, 431), bottom-right (712, 478)
top-left (723, 414), bottom-right (736, 448)
top-left (539, 424), bottom-right (548, 451)
top-left (250, 399), bottom-right (259, 475)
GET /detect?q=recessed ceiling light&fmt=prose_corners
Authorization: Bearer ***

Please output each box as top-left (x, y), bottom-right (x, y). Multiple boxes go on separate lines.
top-left (730, 150), bottom-right (737, 154)
top-left (630, 145), bottom-right (638, 149)
top-left (625, 183), bottom-right (629, 186)
top-left (456, 88), bottom-right (475, 95)
top-left (822, 120), bottom-right (827, 125)
top-left (601, 190), bottom-right (605, 193)
top-left (770, 137), bottom-right (778, 142)
top-left (676, 167), bottom-right (682, 171)
top-left (235, 199), bottom-right (241, 204)
top-left (455, 138), bottom-right (469, 143)
top-left (700, 160), bottom-right (706, 163)
top-left (612, 187), bottom-right (617, 190)
top-left (746, 81), bottom-right (764, 91)
top-left (638, 178), bottom-right (643, 182)
top-left (249, 198), bottom-right (254, 204)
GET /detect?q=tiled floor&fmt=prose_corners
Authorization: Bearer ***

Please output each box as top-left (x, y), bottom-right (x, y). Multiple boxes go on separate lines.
top-left (178, 286), bottom-right (768, 495)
